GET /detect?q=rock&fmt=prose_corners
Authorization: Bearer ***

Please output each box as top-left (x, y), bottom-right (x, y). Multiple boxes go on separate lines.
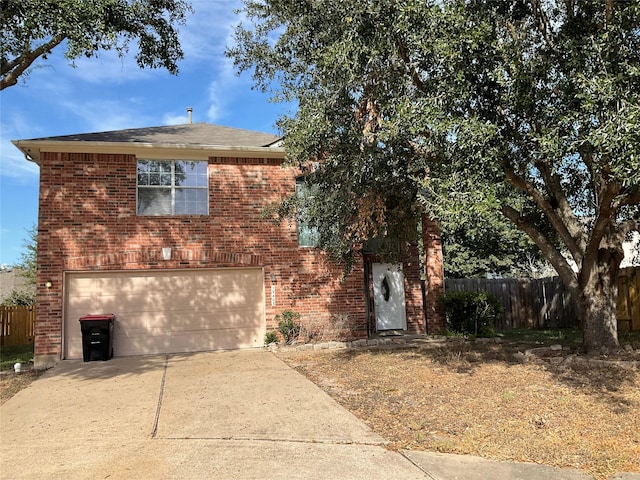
top-left (513, 351), bottom-right (529, 363)
top-left (549, 357), bottom-right (564, 365)
top-left (493, 337), bottom-right (503, 344)
top-left (624, 344), bottom-right (634, 353)
top-left (550, 344), bottom-right (563, 351)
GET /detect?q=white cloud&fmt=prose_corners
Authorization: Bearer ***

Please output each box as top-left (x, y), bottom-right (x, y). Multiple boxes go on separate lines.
top-left (163, 113), bottom-right (189, 125)
top-left (179, 1), bottom-right (244, 63)
top-left (0, 145), bottom-right (39, 182)
top-left (58, 98), bottom-right (154, 132)
top-left (65, 50), bottom-right (158, 84)
top-left (0, 111), bottom-right (41, 182)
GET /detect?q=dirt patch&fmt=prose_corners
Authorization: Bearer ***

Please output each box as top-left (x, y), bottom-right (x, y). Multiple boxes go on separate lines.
top-left (0, 370), bottom-right (42, 405)
top-left (278, 341), bottom-right (640, 480)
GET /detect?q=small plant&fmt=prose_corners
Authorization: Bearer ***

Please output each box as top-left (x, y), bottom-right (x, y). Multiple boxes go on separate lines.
top-left (0, 343), bottom-right (34, 370)
top-left (438, 290), bottom-right (502, 338)
top-left (275, 310), bottom-right (301, 344)
top-left (264, 331), bottom-right (278, 345)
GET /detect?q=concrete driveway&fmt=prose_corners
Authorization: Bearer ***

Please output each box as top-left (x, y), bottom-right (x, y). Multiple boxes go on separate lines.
top-left (2, 350), bottom-right (635, 480)
top-left (0, 350), bottom-right (423, 479)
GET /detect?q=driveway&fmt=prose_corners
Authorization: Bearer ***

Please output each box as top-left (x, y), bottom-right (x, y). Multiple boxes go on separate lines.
top-left (0, 350), bottom-right (424, 480)
top-left (2, 349), bottom-right (629, 480)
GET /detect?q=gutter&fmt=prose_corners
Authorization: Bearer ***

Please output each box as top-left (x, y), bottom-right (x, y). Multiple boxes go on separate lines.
top-left (11, 139), bottom-right (287, 164)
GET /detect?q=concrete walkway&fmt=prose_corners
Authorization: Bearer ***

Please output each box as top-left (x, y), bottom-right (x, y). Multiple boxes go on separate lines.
top-left (1, 350), bottom-right (638, 480)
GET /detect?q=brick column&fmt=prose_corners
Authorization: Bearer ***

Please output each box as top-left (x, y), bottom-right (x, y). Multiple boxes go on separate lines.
top-left (422, 215), bottom-right (445, 333)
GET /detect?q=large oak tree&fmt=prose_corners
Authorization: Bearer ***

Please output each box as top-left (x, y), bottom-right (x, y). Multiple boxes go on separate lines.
top-left (1, 0), bottom-right (191, 90)
top-left (228, 0), bottom-right (640, 352)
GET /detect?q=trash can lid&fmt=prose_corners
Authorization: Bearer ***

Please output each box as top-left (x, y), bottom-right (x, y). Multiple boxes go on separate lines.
top-left (79, 314), bottom-right (115, 321)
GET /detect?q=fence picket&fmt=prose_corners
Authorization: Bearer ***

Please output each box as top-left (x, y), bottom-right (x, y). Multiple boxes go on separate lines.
top-left (0, 305), bottom-right (35, 346)
top-left (445, 266), bottom-right (639, 331)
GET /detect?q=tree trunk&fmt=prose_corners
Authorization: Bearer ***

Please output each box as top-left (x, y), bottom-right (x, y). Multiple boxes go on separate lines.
top-left (577, 258), bottom-right (620, 353)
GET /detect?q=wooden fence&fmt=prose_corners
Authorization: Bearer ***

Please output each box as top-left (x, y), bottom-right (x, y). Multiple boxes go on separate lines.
top-left (0, 305), bottom-right (35, 346)
top-left (617, 267), bottom-right (640, 331)
top-left (445, 266), bottom-right (639, 331)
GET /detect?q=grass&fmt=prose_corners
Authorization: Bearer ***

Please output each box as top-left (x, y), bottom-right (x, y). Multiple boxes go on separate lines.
top-left (499, 328), bottom-right (583, 347)
top-left (499, 328), bottom-right (640, 350)
top-left (0, 343), bottom-right (35, 370)
top-left (279, 330), bottom-right (640, 480)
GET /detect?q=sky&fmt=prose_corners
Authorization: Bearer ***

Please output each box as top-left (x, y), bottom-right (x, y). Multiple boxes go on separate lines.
top-left (0, 0), bottom-right (292, 267)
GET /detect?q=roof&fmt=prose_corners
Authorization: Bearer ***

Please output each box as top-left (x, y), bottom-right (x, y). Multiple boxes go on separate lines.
top-left (12, 123), bottom-right (285, 162)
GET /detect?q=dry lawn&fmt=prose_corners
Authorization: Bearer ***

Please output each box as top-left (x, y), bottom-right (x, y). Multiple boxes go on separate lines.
top-left (279, 341), bottom-right (640, 480)
top-left (0, 370), bottom-right (41, 405)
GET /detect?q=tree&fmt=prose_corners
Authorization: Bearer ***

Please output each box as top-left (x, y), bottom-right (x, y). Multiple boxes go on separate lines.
top-left (0, 0), bottom-right (191, 90)
top-left (228, 0), bottom-right (640, 353)
top-left (18, 224), bottom-right (37, 286)
top-left (1, 290), bottom-right (35, 306)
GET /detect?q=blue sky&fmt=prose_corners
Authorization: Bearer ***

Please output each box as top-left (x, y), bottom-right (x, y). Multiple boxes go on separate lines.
top-left (0, 0), bottom-right (291, 267)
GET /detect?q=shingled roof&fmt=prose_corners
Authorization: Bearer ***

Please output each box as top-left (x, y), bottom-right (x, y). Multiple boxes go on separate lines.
top-left (18, 123), bottom-right (282, 148)
top-left (13, 123), bottom-right (284, 162)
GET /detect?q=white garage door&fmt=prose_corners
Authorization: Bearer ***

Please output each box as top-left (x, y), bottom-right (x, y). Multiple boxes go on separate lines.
top-left (63, 268), bottom-right (265, 359)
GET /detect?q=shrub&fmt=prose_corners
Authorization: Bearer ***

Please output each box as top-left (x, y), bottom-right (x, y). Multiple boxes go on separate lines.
top-left (298, 313), bottom-right (352, 343)
top-left (276, 310), bottom-right (301, 344)
top-left (264, 330), bottom-right (279, 345)
top-left (1, 290), bottom-right (35, 306)
top-left (438, 290), bottom-right (502, 338)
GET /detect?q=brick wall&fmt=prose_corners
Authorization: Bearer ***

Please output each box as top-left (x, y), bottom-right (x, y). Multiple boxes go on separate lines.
top-left (422, 216), bottom-right (445, 333)
top-left (34, 151), bottom-right (443, 360)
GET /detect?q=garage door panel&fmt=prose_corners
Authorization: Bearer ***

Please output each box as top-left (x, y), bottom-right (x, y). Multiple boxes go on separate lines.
top-left (146, 274), bottom-right (195, 291)
top-left (67, 277), bottom-right (96, 295)
top-left (194, 271), bottom-right (261, 289)
top-left (64, 268), bottom-right (265, 359)
top-left (194, 292), bottom-right (262, 309)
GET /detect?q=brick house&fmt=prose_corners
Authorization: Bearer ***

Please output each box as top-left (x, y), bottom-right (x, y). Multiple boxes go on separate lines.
top-left (13, 122), bottom-right (444, 367)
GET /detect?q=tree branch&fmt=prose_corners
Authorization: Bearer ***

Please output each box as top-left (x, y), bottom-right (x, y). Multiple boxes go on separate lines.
top-left (502, 204), bottom-right (578, 292)
top-left (1, 36), bottom-right (65, 90)
top-left (395, 38), bottom-right (428, 95)
top-left (613, 188), bottom-right (640, 209)
top-left (533, 159), bottom-right (586, 260)
top-left (501, 158), bottom-right (584, 264)
top-left (582, 181), bottom-right (621, 275)
top-left (530, 0), bottom-right (558, 52)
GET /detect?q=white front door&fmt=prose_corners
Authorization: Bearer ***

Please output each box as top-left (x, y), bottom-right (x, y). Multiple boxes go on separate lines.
top-left (372, 263), bottom-right (407, 331)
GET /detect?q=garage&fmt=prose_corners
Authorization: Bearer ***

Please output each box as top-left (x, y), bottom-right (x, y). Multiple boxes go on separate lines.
top-left (63, 268), bottom-right (265, 359)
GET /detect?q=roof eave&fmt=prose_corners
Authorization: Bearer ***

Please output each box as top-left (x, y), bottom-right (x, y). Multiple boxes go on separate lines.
top-left (11, 140), bottom-right (287, 164)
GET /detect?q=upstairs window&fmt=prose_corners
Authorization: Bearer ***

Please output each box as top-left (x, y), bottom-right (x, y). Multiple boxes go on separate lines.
top-left (137, 160), bottom-right (208, 215)
top-left (295, 178), bottom-right (319, 247)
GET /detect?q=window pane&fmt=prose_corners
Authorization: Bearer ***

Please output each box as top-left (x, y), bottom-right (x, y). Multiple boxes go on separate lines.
top-left (138, 188), bottom-right (171, 215)
top-left (137, 160), bottom-right (208, 216)
top-left (298, 223), bottom-right (319, 247)
top-left (160, 173), bottom-right (172, 186)
top-left (175, 188), bottom-right (208, 214)
top-left (137, 173), bottom-right (149, 186)
top-left (176, 161), bottom-right (208, 187)
top-left (296, 178), bottom-right (319, 247)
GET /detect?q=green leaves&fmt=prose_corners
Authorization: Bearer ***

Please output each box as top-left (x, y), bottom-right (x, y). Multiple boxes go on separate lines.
top-left (1, 0), bottom-right (191, 89)
top-left (228, 0), bottom-right (639, 280)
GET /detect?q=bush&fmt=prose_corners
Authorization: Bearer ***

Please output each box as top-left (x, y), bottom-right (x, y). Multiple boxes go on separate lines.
top-left (1, 290), bottom-right (35, 306)
top-left (264, 330), bottom-right (279, 345)
top-left (276, 310), bottom-right (301, 344)
top-left (438, 290), bottom-right (502, 338)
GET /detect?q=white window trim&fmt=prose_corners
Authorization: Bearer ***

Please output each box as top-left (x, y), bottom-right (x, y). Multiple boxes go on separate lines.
top-left (136, 159), bottom-right (209, 216)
